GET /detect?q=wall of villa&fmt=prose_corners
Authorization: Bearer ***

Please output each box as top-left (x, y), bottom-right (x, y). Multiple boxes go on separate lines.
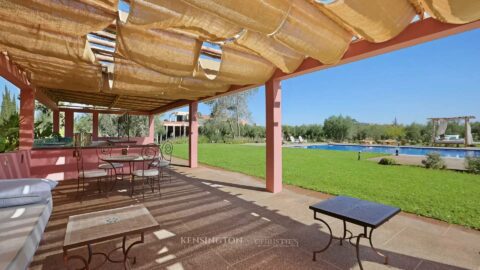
top-left (0, 150), bottom-right (31, 179)
top-left (0, 146), bottom-right (145, 181)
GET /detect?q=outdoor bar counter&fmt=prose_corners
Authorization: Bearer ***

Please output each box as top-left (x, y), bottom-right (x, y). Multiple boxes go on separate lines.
top-left (0, 142), bottom-right (154, 181)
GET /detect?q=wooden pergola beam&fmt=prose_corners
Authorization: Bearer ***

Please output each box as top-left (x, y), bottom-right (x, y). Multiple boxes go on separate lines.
top-left (1, 53), bottom-right (58, 110)
top-left (35, 89), bottom-right (58, 110)
top-left (92, 30), bottom-right (116, 40)
top-left (58, 107), bottom-right (150, 115)
top-left (87, 35), bottom-right (116, 48)
top-left (109, 95), bottom-right (121, 108)
top-left (0, 52), bottom-right (30, 89)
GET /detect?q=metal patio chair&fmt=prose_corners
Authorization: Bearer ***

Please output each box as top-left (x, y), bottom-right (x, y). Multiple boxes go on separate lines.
top-left (151, 141), bottom-right (173, 183)
top-left (74, 147), bottom-right (108, 200)
top-left (131, 144), bottom-right (160, 199)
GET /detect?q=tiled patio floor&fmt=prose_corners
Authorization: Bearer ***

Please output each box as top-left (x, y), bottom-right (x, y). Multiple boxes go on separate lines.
top-left (31, 158), bottom-right (480, 270)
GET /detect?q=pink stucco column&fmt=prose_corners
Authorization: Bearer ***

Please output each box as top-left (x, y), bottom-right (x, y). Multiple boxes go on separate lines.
top-left (64, 110), bottom-right (74, 138)
top-left (19, 87), bottom-right (35, 150)
top-left (265, 79), bottom-right (282, 193)
top-left (92, 111), bottom-right (99, 141)
top-left (188, 101), bottom-right (198, 168)
top-left (52, 110), bottom-right (60, 134)
top-left (146, 114), bottom-right (155, 144)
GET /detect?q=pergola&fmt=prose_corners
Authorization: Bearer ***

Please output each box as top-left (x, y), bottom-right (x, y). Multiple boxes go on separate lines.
top-left (1, 0), bottom-right (479, 192)
top-left (428, 115), bottom-right (476, 146)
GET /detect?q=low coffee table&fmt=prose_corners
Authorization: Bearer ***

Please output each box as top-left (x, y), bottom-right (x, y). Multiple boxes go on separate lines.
top-left (63, 205), bottom-right (159, 270)
top-left (310, 196), bottom-right (400, 270)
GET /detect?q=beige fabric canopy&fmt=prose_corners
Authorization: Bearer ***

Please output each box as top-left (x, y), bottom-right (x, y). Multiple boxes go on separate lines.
top-left (0, 0), bottom-right (478, 112)
top-left (0, 0), bottom-right (118, 36)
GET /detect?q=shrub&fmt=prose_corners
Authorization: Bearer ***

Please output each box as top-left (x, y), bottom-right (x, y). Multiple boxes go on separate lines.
top-left (223, 137), bottom-right (256, 144)
top-left (168, 137), bottom-right (189, 144)
top-left (378, 158), bottom-right (397, 165)
top-left (465, 157), bottom-right (480, 174)
top-left (165, 135), bottom-right (218, 144)
top-left (422, 152), bottom-right (446, 169)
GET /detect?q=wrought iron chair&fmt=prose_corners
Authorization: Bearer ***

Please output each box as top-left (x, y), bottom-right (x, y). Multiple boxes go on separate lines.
top-left (151, 141), bottom-right (173, 182)
top-left (131, 144), bottom-right (160, 199)
top-left (96, 145), bottom-right (124, 191)
top-left (74, 147), bottom-right (108, 200)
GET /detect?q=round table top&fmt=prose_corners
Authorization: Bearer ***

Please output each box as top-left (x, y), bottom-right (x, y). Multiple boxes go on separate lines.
top-left (100, 155), bottom-right (155, 163)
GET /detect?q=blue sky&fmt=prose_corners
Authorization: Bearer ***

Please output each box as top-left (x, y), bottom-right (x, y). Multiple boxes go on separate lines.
top-left (1, 28), bottom-right (479, 126)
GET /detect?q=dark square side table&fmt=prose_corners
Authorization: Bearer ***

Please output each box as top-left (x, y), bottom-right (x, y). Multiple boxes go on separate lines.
top-left (310, 196), bottom-right (400, 270)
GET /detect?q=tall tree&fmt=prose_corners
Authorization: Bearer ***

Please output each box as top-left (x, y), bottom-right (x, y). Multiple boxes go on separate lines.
top-left (34, 102), bottom-right (53, 138)
top-left (74, 113), bottom-right (93, 133)
top-left (205, 88), bottom-right (257, 138)
top-left (1, 86), bottom-right (17, 124)
top-left (323, 115), bottom-right (357, 141)
top-left (99, 113), bottom-right (118, 137)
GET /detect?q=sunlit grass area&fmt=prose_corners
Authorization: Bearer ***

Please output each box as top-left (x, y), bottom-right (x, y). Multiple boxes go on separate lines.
top-left (173, 144), bottom-right (480, 229)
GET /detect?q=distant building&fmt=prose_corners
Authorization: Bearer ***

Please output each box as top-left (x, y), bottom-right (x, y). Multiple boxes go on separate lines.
top-left (163, 111), bottom-right (210, 139)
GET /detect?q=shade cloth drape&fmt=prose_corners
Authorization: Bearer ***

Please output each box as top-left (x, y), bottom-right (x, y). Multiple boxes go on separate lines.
top-left (195, 45), bottom-right (276, 85)
top-left (128, 0), bottom-right (242, 41)
top-left (0, 0), bottom-right (118, 36)
top-left (414, 0), bottom-right (480, 24)
top-left (0, 19), bottom-right (95, 64)
top-left (315, 0), bottom-right (417, 42)
top-left (117, 23), bottom-right (202, 77)
top-left (436, 119), bottom-right (448, 136)
top-left (128, 0), bottom-right (304, 73)
top-left (6, 49), bottom-right (103, 93)
top-left (182, 0), bottom-right (352, 65)
top-left (111, 58), bottom-right (228, 99)
top-left (466, 122), bottom-right (474, 145)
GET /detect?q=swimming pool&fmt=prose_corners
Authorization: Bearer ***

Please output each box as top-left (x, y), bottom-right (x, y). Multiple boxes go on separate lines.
top-left (304, 144), bottom-right (480, 158)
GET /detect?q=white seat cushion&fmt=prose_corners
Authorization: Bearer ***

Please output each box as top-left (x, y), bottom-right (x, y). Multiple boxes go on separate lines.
top-left (98, 162), bottom-right (123, 169)
top-left (132, 169), bottom-right (159, 177)
top-left (151, 160), bottom-right (170, 168)
top-left (79, 170), bottom-right (108, 178)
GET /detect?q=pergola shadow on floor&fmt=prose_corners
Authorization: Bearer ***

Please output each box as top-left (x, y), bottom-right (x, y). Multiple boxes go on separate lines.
top-left (29, 161), bottom-right (477, 270)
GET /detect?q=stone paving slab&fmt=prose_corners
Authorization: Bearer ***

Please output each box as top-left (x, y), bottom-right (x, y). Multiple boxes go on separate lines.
top-left (171, 158), bottom-right (480, 270)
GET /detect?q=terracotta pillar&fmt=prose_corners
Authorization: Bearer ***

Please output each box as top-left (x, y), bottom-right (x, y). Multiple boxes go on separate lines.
top-left (92, 111), bottom-right (99, 141)
top-left (64, 110), bottom-right (74, 138)
top-left (19, 87), bottom-right (35, 150)
top-left (265, 79), bottom-right (282, 193)
top-left (52, 110), bottom-right (60, 134)
top-left (189, 101), bottom-right (198, 168)
top-left (147, 114), bottom-right (155, 144)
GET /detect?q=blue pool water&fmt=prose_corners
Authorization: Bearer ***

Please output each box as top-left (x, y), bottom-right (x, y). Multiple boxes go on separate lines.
top-left (305, 144), bottom-right (480, 158)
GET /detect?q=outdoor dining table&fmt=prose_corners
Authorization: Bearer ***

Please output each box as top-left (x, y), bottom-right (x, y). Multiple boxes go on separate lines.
top-left (309, 196), bottom-right (400, 270)
top-left (100, 154), bottom-right (155, 193)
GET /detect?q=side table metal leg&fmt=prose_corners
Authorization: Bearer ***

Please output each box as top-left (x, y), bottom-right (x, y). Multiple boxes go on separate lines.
top-left (64, 249), bottom-right (89, 270)
top-left (122, 233), bottom-right (144, 269)
top-left (355, 227), bottom-right (367, 270)
top-left (312, 214), bottom-right (333, 261)
top-left (368, 228), bottom-right (388, 264)
top-left (87, 244), bottom-right (93, 264)
top-left (340, 220), bottom-right (347, 246)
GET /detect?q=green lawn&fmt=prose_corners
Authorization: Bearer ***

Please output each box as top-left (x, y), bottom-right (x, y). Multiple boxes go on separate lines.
top-left (172, 144), bottom-right (480, 229)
